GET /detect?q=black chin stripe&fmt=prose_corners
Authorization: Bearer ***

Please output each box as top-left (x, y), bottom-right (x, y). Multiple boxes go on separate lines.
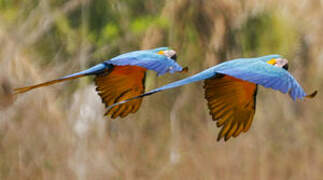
top-left (171, 54), bottom-right (177, 61)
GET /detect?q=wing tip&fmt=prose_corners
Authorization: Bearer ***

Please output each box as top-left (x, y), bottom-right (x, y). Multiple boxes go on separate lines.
top-left (216, 134), bottom-right (232, 142)
top-left (306, 90), bottom-right (318, 99)
top-left (216, 134), bottom-right (223, 142)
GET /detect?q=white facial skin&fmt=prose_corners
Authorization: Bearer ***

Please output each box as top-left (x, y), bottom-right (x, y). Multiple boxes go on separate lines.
top-left (163, 50), bottom-right (176, 59)
top-left (274, 58), bottom-right (288, 68)
top-left (162, 49), bottom-right (188, 73)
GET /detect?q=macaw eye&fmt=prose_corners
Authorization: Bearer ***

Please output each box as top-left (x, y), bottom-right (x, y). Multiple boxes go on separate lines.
top-left (269, 58), bottom-right (289, 70)
top-left (171, 54), bottom-right (177, 61)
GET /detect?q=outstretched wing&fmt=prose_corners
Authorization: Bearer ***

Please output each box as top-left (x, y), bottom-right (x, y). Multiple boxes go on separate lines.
top-left (95, 65), bottom-right (146, 119)
top-left (214, 59), bottom-right (313, 100)
top-left (204, 75), bottom-right (257, 141)
top-left (107, 52), bottom-right (183, 76)
top-left (107, 56), bottom-right (315, 112)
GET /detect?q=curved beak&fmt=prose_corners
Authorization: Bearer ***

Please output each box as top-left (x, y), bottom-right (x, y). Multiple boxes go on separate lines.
top-left (282, 64), bottom-right (288, 70)
top-left (180, 66), bottom-right (189, 73)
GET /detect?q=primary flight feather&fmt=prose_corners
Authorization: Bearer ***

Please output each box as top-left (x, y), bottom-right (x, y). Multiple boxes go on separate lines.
top-left (14, 47), bottom-right (187, 119)
top-left (108, 55), bottom-right (317, 141)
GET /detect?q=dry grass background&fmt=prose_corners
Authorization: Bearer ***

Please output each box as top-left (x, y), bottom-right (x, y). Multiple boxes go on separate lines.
top-left (0, 0), bottom-right (323, 179)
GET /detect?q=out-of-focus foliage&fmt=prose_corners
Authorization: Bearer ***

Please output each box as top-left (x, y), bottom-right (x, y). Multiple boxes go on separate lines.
top-left (0, 0), bottom-right (322, 179)
top-left (239, 12), bottom-right (299, 57)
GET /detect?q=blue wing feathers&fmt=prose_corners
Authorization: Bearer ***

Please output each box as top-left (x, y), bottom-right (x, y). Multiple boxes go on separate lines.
top-left (58, 47), bottom-right (183, 85)
top-left (60, 63), bottom-right (108, 80)
top-left (107, 55), bottom-right (310, 109)
top-left (276, 80), bottom-right (286, 93)
top-left (214, 58), bottom-right (307, 100)
top-left (106, 51), bottom-right (183, 76)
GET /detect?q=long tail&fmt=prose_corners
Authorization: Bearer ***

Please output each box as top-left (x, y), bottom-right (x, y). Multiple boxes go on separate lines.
top-left (14, 63), bottom-right (109, 95)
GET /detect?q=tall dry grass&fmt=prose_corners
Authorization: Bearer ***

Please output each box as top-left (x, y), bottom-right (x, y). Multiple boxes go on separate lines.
top-left (0, 0), bottom-right (322, 179)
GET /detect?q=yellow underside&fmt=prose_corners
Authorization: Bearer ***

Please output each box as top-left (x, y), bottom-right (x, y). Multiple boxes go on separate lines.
top-left (204, 75), bottom-right (257, 141)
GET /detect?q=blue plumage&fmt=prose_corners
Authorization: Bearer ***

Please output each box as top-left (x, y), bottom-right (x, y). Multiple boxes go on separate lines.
top-left (213, 57), bottom-right (306, 100)
top-left (14, 47), bottom-right (184, 96)
top-left (60, 63), bottom-right (110, 80)
top-left (105, 54), bottom-right (317, 141)
top-left (108, 55), bottom-right (313, 109)
top-left (55, 47), bottom-right (183, 81)
top-left (107, 47), bottom-right (183, 75)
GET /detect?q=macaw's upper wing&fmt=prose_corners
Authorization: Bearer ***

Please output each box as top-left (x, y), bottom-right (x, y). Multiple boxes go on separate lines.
top-left (95, 65), bottom-right (146, 119)
top-left (106, 52), bottom-right (183, 76)
top-left (213, 59), bottom-right (314, 100)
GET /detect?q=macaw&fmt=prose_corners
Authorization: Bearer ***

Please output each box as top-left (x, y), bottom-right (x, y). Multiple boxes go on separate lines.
top-left (107, 55), bottom-right (317, 141)
top-left (14, 47), bottom-right (187, 118)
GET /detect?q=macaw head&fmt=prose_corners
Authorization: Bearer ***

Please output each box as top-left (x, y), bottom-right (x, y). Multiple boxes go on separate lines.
top-left (258, 54), bottom-right (289, 71)
top-left (151, 47), bottom-right (178, 61)
top-left (150, 47), bottom-right (188, 74)
top-left (267, 58), bottom-right (289, 70)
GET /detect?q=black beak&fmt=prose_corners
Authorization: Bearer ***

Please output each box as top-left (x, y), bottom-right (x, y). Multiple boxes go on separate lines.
top-left (283, 64), bottom-right (288, 71)
top-left (171, 54), bottom-right (177, 61)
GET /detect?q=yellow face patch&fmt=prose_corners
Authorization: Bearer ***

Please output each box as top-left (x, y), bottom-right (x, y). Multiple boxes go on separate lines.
top-left (157, 50), bottom-right (164, 55)
top-left (267, 59), bottom-right (277, 65)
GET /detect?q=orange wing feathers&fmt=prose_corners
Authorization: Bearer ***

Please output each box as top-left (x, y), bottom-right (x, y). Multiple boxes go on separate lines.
top-left (204, 75), bottom-right (257, 141)
top-left (95, 66), bottom-right (146, 119)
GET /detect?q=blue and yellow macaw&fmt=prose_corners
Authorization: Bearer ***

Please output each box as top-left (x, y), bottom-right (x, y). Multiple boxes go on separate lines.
top-left (14, 47), bottom-right (187, 118)
top-left (108, 55), bottom-right (317, 141)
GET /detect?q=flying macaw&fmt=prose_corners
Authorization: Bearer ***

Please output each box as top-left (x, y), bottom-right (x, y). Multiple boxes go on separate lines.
top-left (107, 55), bottom-right (317, 141)
top-left (14, 47), bottom-right (187, 118)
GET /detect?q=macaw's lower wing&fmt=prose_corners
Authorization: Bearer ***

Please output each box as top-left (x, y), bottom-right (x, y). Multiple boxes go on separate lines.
top-left (204, 75), bottom-right (257, 141)
top-left (95, 65), bottom-right (146, 119)
top-left (215, 61), bottom-right (317, 100)
top-left (106, 68), bottom-right (216, 110)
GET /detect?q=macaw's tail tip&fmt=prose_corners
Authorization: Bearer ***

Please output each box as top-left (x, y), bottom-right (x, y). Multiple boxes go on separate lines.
top-left (306, 90), bottom-right (318, 99)
top-left (13, 74), bottom-right (87, 96)
top-left (0, 79), bottom-right (15, 109)
top-left (13, 87), bottom-right (32, 95)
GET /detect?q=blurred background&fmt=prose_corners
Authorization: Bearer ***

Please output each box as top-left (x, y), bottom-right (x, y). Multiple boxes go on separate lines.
top-left (0, 0), bottom-right (322, 179)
